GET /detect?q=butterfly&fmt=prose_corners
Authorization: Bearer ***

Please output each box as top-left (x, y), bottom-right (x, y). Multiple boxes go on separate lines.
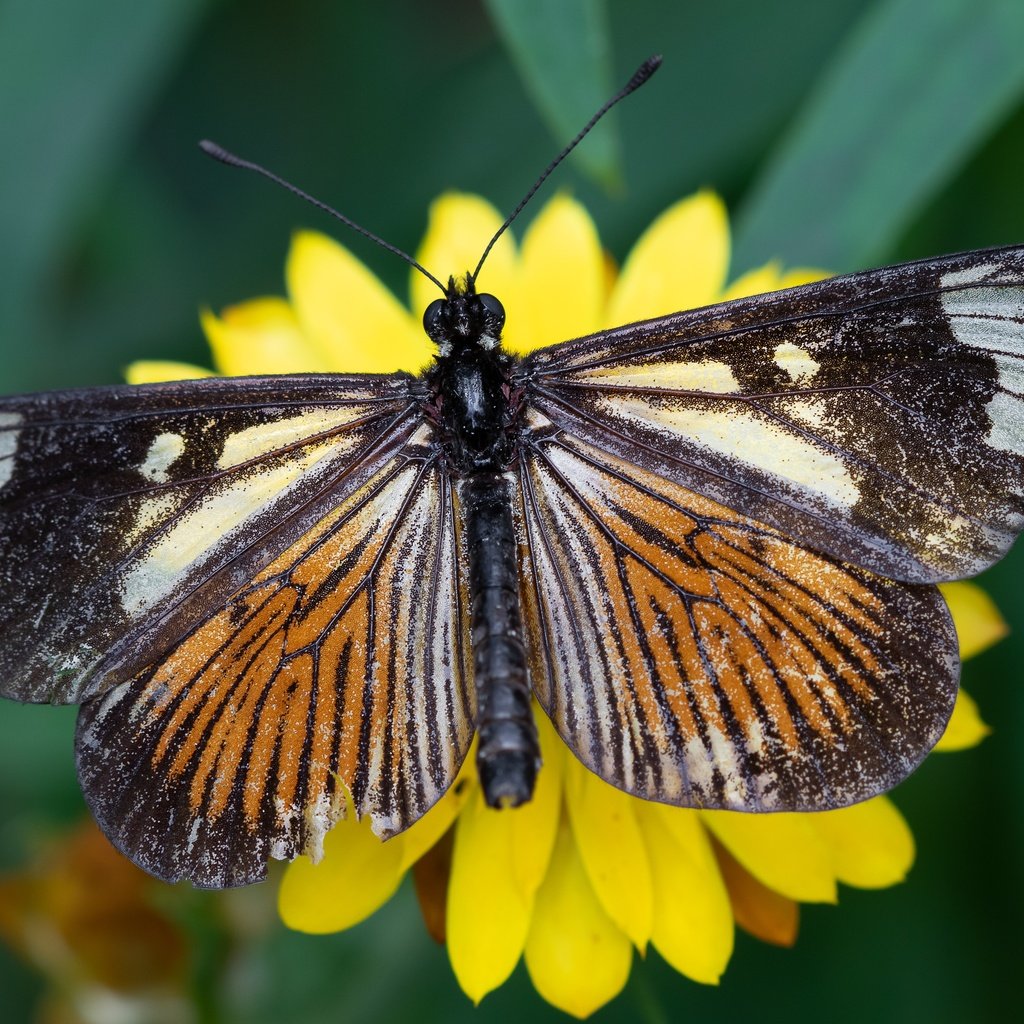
top-left (2, 58), bottom-right (1023, 888)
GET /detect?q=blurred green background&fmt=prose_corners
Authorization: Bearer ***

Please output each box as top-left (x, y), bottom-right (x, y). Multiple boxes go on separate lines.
top-left (1, 0), bottom-right (1023, 1021)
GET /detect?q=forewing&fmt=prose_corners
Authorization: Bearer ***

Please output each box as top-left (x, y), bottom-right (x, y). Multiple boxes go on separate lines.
top-left (0, 374), bottom-right (417, 703)
top-left (75, 429), bottom-right (473, 887)
top-left (515, 416), bottom-right (958, 812)
top-left (521, 246), bottom-right (1024, 582)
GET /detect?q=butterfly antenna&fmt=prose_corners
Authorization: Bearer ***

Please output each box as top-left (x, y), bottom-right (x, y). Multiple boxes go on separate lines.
top-left (471, 54), bottom-right (662, 284)
top-left (198, 139), bottom-right (448, 295)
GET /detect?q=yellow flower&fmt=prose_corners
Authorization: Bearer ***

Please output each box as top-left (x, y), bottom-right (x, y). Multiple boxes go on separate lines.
top-left (129, 191), bottom-right (1007, 1018)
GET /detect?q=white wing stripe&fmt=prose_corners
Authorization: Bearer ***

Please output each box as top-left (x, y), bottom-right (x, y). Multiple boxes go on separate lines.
top-left (595, 392), bottom-right (861, 510)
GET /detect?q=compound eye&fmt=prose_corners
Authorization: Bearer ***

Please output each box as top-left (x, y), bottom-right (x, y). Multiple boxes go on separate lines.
top-left (422, 298), bottom-right (447, 336)
top-left (478, 292), bottom-right (505, 329)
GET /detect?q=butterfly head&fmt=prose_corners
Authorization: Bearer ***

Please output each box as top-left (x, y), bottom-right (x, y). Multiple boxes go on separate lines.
top-left (422, 275), bottom-right (506, 358)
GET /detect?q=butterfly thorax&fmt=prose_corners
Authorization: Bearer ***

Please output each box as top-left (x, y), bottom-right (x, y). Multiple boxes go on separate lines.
top-left (422, 278), bottom-right (520, 473)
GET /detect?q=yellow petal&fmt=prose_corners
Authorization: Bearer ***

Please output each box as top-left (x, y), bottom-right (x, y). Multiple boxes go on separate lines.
top-left (524, 821), bottom-right (632, 1018)
top-left (201, 298), bottom-right (327, 375)
top-left (403, 750), bottom-right (480, 940)
top-left (601, 250), bottom-right (618, 297)
top-left (809, 796), bottom-right (915, 889)
top-left (287, 230), bottom-right (429, 373)
top-left (934, 688), bottom-right (992, 751)
top-left (397, 767), bottom-right (475, 873)
top-left (713, 838), bottom-right (799, 947)
top-left (510, 194), bottom-right (604, 355)
top-left (124, 360), bottom-right (214, 384)
top-left (721, 262), bottom-right (785, 301)
top-left (278, 813), bottom-right (404, 934)
top-left (777, 267), bottom-right (831, 288)
top-left (564, 758), bottom-right (652, 949)
top-left (702, 811), bottom-right (837, 903)
top-left (447, 789), bottom-right (531, 1004)
top-left (940, 581), bottom-right (1010, 660)
top-left (509, 709), bottom-right (562, 899)
top-left (412, 193), bottom-right (518, 328)
top-left (637, 805), bottom-right (733, 984)
top-left (605, 191), bottom-right (729, 328)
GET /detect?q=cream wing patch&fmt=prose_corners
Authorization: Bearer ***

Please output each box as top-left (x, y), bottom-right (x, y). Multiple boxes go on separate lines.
top-left (597, 393), bottom-right (860, 509)
top-left (940, 261), bottom-right (1003, 288)
top-left (0, 412), bottom-right (21, 489)
top-left (140, 432), bottom-right (185, 483)
top-left (941, 276), bottom-right (1024, 455)
top-left (124, 491), bottom-right (191, 547)
top-left (773, 342), bottom-right (820, 384)
top-left (994, 353), bottom-right (1024, 396)
top-left (577, 359), bottom-right (741, 392)
top-left (119, 433), bottom-right (361, 615)
top-left (217, 407), bottom-right (374, 469)
top-left (985, 392), bottom-right (1024, 454)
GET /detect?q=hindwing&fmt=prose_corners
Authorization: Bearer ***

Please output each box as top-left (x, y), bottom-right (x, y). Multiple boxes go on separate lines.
top-left (515, 416), bottom-right (958, 812)
top-left (74, 424), bottom-right (473, 886)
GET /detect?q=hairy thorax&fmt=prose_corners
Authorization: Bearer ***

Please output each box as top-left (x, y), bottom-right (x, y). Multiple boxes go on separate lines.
top-left (424, 347), bottom-right (522, 473)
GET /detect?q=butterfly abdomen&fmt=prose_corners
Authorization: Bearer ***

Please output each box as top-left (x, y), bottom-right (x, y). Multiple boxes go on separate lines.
top-left (462, 471), bottom-right (540, 807)
top-left (422, 285), bottom-right (537, 805)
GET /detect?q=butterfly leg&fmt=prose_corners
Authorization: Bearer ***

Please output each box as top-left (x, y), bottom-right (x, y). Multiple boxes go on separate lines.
top-left (462, 472), bottom-right (541, 807)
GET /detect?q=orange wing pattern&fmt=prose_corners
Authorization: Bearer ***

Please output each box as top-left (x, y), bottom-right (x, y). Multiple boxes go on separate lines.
top-left (516, 413), bottom-right (959, 812)
top-left (76, 428), bottom-right (473, 887)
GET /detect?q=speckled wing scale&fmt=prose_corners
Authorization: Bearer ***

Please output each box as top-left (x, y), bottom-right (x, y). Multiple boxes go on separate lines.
top-left (515, 425), bottom-right (957, 811)
top-left (516, 245), bottom-right (1024, 811)
top-left (524, 248), bottom-right (1024, 582)
top-left (0, 375), bottom-right (475, 886)
top-left (2, 244), bottom-right (1024, 886)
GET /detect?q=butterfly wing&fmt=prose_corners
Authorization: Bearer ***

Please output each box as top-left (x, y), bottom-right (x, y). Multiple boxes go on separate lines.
top-left (2, 374), bottom-right (475, 885)
top-left (514, 418), bottom-right (958, 812)
top-left (0, 374), bottom-right (415, 702)
top-left (521, 246), bottom-right (1024, 583)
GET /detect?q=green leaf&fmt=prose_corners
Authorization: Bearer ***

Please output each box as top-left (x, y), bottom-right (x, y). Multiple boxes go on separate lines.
top-left (0, 0), bottom-right (207, 390)
top-left (484, 0), bottom-right (621, 186)
top-left (733, 0), bottom-right (1024, 272)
